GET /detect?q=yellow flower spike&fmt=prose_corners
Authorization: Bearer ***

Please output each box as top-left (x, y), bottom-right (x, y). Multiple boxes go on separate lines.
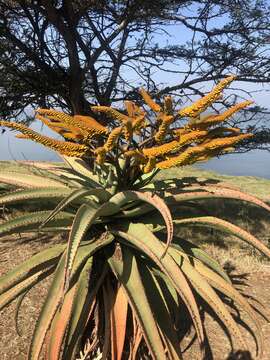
top-left (156, 132), bottom-right (251, 170)
top-left (73, 115), bottom-right (108, 135)
top-left (37, 109), bottom-right (106, 138)
top-left (91, 106), bottom-right (129, 123)
top-left (139, 88), bottom-right (161, 113)
top-left (124, 101), bottom-right (136, 117)
top-left (154, 113), bottom-right (174, 142)
top-left (195, 147), bottom-right (235, 162)
top-left (0, 120), bottom-right (89, 157)
top-left (159, 114), bottom-right (174, 124)
top-left (204, 126), bottom-right (240, 139)
top-left (124, 149), bottom-right (146, 163)
top-left (143, 140), bottom-right (179, 157)
top-left (164, 95), bottom-right (173, 114)
top-left (191, 100), bottom-right (254, 129)
top-left (35, 113), bottom-right (55, 126)
top-left (95, 146), bottom-right (107, 165)
top-left (179, 130), bottom-right (209, 146)
top-left (143, 156), bottom-right (156, 173)
top-left (36, 113), bottom-right (77, 132)
top-left (198, 127), bottom-right (240, 146)
top-left (202, 133), bottom-right (252, 151)
top-left (173, 127), bottom-right (190, 138)
top-left (15, 134), bottom-right (29, 139)
top-left (123, 120), bottom-right (133, 142)
top-left (154, 121), bottom-right (170, 142)
top-left (104, 126), bottom-right (123, 152)
top-left (36, 113), bottom-right (85, 139)
top-left (146, 130), bottom-right (208, 157)
top-left (211, 127), bottom-right (241, 134)
top-left (156, 146), bottom-right (204, 169)
top-left (59, 132), bottom-right (85, 141)
top-left (124, 101), bottom-right (144, 118)
top-left (178, 75), bottom-right (236, 119)
top-left (132, 115), bottom-right (146, 132)
top-left (36, 109), bottom-right (74, 124)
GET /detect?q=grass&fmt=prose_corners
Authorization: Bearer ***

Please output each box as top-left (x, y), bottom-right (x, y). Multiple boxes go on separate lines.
top-left (157, 165), bottom-right (270, 201)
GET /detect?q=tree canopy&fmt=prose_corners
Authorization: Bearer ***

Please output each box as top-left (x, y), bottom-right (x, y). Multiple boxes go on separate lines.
top-left (0, 0), bottom-right (270, 150)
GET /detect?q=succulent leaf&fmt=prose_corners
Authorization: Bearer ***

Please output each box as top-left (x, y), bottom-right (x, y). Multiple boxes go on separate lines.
top-left (39, 188), bottom-right (110, 229)
top-left (0, 171), bottom-right (69, 189)
top-left (64, 261), bottom-right (107, 360)
top-left (28, 251), bottom-right (67, 360)
top-left (109, 191), bottom-right (173, 257)
top-left (172, 216), bottom-right (270, 259)
top-left (168, 247), bottom-right (248, 352)
top-left (0, 211), bottom-right (73, 238)
top-left (110, 285), bottom-right (128, 360)
top-left (0, 187), bottom-right (72, 206)
top-left (113, 224), bottom-right (205, 356)
top-left (108, 247), bottom-right (167, 360)
top-left (139, 261), bottom-right (183, 359)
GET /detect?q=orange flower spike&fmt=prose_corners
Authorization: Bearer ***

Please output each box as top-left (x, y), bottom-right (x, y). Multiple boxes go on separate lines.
top-left (124, 149), bottom-right (146, 163)
top-left (0, 120), bottom-right (89, 157)
top-left (37, 108), bottom-right (105, 138)
top-left (143, 140), bottom-right (179, 157)
top-left (123, 120), bottom-right (133, 142)
top-left (156, 132), bottom-right (251, 170)
top-left (143, 157), bottom-right (156, 173)
top-left (73, 115), bottom-right (108, 135)
top-left (192, 100), bottom-right (254, 129)
top-left (132, 115), bottom-right (146, 132)
top-left (95, 146), bottom-right (107, 165)
top-left (104, 126), bottom-right (123, 152)
top-left (146, 130), bottom-right (208, 157)
top-left (139, 88), bottom-right (161, 113)
top-left (124, 100), bottom-right (144, 118)
top-left (164, 95), bottom-right (173, 114)
top-left (156, 146), bottom-right (204, 169)
top-left (203, 133), bottom-right (253, 151)
top-left (179, 130), bottom-right (209, 146)
top-left (35, 113), bottom-right (54, 127)
top-left (173, 127), bottom-right (190, 138)
top-left (36, 109), bottom-right (73, 124)
top-left (179, 75), bottom-right (236, 119)
top-left (154, 121), bottom-right (169, 142)
top-left (159, 114), bottom-right (174, 124)
top-left (91, 106), bottom-right (129, 123)
top-left (154, 114), bottom-right (174, 142)
top-left (195, 146), bottom-right (235, 162)
top-left (60, 132), bottom-right (85, 141)
top-left (15, 134), bottom-right (29, 139)
top-left (36, 113), bottom-right (85, 139)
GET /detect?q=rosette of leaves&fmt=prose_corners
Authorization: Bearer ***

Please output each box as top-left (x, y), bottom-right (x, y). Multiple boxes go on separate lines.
top-left (0, 77), bottom-right (269, 360)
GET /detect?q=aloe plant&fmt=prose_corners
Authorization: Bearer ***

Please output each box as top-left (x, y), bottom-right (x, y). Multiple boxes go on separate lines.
top-left (0, 76), bottom-right (269, 359)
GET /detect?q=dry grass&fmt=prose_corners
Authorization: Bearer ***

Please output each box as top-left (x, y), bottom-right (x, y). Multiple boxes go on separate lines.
top-left (158, 165), bottom-right (270, 201)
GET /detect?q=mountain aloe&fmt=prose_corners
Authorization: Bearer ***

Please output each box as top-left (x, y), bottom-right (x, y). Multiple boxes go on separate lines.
top-left (0, 76), bottom-right (269, 359)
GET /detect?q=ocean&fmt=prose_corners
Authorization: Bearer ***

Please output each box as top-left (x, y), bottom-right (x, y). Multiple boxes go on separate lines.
top-left (197, 150), bottom-right (270, 179)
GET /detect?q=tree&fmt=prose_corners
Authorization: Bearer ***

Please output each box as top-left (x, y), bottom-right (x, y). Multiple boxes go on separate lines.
top-left (0, 0), bottom-right (270, 150)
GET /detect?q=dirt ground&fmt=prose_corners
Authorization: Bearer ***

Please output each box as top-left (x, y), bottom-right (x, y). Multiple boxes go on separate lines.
top-left (0, 235), bottom-right (270, 360)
